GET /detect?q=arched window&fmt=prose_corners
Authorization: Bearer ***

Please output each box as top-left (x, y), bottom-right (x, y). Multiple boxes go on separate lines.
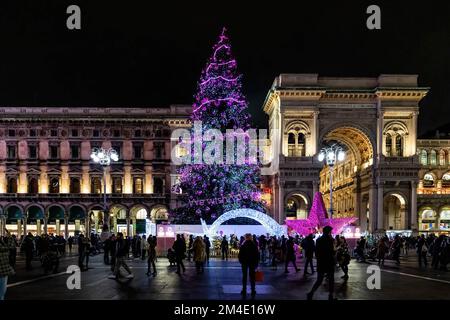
top-left (442, 173), bottom-right (450, 188)
top-left (287, 133), bottom-right (295, 157)
top-left (91, 177), bottom-right (102, 194)
top-left (28, 177), bottom-right (39, 194)
top-left (420, 149), bottom-right (428, 165)
top-left (135, 208), bottom-right (147, 220)
top-left (395, 135), bottom-right (403, 156)
top-left (430, 150), bottom-right (437, 166)
top-left (423, 173), bottom-right (435, 188)
top-left (287, 131), bottom-right (305, 157)
top-left (49, 177), bottom-right (60, 194)
top-left (7, 177), bottom-right (17, 193)
top-left (420, 209), bottom-right (437, 231)
top-left (440, 210), bottom-right (450, 230)
top-left (439, 150), bottom-right (446, 166)
top-left (385, 134), bottom-right (392, 156)
top-left (133, 177), bottom-right (143, 194)
top-left (70, 177), bottom-right (80, 194)
top-left (153, 177), bottom-right (164, 194)
top-left (297, 133), bottom-right (305, 156)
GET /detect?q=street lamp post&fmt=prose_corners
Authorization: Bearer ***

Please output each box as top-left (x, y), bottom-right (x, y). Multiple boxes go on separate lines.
top-left (90, 147), bottom-right (119, 229)
top-left (318, 144), bottom-right (345, 220)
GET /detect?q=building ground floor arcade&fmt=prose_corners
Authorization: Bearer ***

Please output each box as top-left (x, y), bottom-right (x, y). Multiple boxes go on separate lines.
top-left (0, 196), bottom-right (169, 238)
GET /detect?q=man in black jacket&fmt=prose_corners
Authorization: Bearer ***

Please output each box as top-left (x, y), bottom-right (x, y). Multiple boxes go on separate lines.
top-left (307, 226), bottom-right (336, 300)
top-left (238, 233), bottom-right (259, 297)
top-left (173, 234), bottom-right (186, 274)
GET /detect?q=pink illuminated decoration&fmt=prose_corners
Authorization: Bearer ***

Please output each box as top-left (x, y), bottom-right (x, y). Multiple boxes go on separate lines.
top-left (286, 192), bottom-right (357, 236)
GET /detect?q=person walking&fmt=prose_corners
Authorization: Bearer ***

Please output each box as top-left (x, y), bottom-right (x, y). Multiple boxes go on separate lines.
top-left (109, 233), bottom-right (134, 280)
top-left (187, 235), bottom-right (194, 262)
top-left (203, 235), bottom-right (211, 264)
top-left (103, 235), bottom-right (111, 265)
top-left (336, 236), bottom-right (350, 280)
top-left (301, 234), bottom-right (315, 276)
top-left (221, 236), bottom-right (229, 261)
top-left (68, 236), bottom-right (73, 253)
top-left (193, 236), bottom-right (206, 274)
top-left (22, 232), bottom-right (34, 271)
top-left (417, 234), bottom-right (428, 267)
top-left (146, 236), bottom-right (157, 276)
top-left (377, 236), bottom-right (389, 266)
top-left (0, 230), bottom-right (16, 300)
top-left (307, 226), bottom-right (336, 301)
top-left (238, 233), bottom-right (259, 297)
top-left (141, 235), bottom-right (148, 260)
top-left (109, 234), bottom-right (117, 273)
top-left (8, 234), bottom-right (17, 269)
top-left (284, 236), bottom-right (300, 273)
top-left (391, 235), bottom-right (402, 265)
top-left (173, 234), bottom-right (186, 274)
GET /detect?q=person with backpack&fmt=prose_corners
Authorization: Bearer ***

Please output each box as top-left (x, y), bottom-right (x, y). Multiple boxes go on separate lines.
top-left (417, 234), bottom-right (428, 267)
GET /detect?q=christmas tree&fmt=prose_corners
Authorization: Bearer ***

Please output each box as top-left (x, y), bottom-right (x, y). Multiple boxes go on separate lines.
top-left (171, 28), bottom-right (266, 224)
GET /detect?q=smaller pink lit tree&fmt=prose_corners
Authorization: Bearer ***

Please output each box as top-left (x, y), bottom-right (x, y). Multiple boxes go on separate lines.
top-left (286, 192), bottom-right (357, 236)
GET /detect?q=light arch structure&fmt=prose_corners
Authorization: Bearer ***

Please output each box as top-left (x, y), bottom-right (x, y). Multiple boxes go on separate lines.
top-left (201, 209), bottom-right (286, 238)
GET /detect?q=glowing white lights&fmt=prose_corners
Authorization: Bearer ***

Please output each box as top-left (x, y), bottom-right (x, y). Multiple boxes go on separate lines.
top-left (90, 147), bottom-right (119, 166)
top-left (201, 208), bottom-right (286, 238)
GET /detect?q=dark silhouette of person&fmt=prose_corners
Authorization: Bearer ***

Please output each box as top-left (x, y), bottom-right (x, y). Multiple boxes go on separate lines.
top-left (173, 234), bottom-right (186, 274)
top-left (284, 237), bottom-right (300, 273)
top-left (301, 234), bottom-right (315, 276)
top-left (238, 233), bottom-right (259, 297)
top-left (221, 236), bottom-right (229, 260)
top-left (307, 226), bottom-right (336, 300)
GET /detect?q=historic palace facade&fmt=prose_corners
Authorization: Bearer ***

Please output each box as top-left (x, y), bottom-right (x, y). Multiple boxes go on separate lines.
top-left (0, 105), bottom-right (190, 237)
top-left (262, 74), bottom-right (442, 235)
top-left (1, 74), bottom-right (450, 238)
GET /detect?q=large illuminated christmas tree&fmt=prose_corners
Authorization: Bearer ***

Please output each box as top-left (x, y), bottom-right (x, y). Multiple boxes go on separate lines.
top-left (171, 28), bottom-right (265, 224)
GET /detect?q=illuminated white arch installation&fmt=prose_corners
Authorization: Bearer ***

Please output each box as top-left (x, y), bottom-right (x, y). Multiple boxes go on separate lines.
top-left (201, 209), bottom-right (287, 238)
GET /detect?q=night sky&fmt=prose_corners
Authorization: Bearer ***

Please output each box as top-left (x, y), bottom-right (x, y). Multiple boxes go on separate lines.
top-left (0, 1), bottom-right (449, 136)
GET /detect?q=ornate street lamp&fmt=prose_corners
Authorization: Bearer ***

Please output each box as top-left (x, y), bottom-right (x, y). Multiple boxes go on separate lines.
top-left (90, 147), bottom-right (119, 228)
top-left (318, 143), bottom-right (345, 219)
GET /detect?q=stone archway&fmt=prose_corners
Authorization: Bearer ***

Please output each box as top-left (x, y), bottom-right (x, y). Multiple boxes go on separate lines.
top-left (384, 193), bottom-right (407, 230)
top-left (201, 209), bottom-right (286, 238)
top-left (285, 192), bottom-right (309, 219)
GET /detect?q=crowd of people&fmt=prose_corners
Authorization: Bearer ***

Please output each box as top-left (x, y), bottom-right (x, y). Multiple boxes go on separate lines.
top-left (1, 224), bottom-right (450, 301)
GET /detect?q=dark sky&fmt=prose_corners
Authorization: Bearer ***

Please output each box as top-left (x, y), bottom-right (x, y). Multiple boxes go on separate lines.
top-left (0, 1), bottom-right (449, 135)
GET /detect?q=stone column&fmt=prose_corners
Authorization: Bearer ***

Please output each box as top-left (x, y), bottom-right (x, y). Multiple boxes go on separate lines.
top-left (23, 218), bottom-right (27, 236)
top-left (377, 182), bottom-right (384, 231)
top-left (126, 215), bottom-right (131, 237)
top-left (368, 186), bottom-right (377, 233)
top-left (124, 165), bottom-right (132, 194)
top-left (145, 165), bottom-right (153, 194)
top-left (43, 217), bottom-right (48, 234)
top-left (411, 181), bottom-right (418, 233)
top-left (81, 165), bottom-right (90, 194)
top-left (411, 112), bottom-right (418, 156)
top-left (65, 217), bottom-right (69, 239)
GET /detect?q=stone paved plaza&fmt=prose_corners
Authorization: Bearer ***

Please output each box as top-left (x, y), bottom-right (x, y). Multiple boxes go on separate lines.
top-left (5, 251), bottom-right (450, 300)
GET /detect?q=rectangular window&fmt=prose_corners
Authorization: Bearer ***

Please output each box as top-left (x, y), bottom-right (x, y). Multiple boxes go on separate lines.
top-left (71, 129), bottom-right (79, 137)
top-left (70, 144), bottom-right (79, 159)
top-left (113, 177), bottom-right (122, 194)
top-left (51, 129), bottom-right (58, 137)
top-left (93, 130), bottom-right (100, 137)
top-left (30, 129), bottom-right (36, 137)
top-left (8, 130), bottom-right (15, 137)
top-left (113, 145), bottom-right (121, 158)
top-left (7, 145), bottom-right (16, 159)
top-left (113, 130), bottom-right (121, 137)
top-left (29, 146), bottom-right (37, 159)
top-left (134, 130), bottom-right (141, 137)
top-left (133, 145), bottom-right (142, 159)
top-left (154, 142), bottom-right (164, 159)
top-left (50, 145), bottom-right (59, 159)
